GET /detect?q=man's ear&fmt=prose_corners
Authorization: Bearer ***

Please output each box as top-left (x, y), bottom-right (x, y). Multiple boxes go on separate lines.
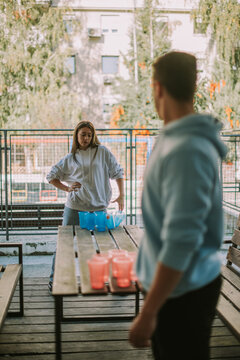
top-left (155, 81), bottom-right (163, 98)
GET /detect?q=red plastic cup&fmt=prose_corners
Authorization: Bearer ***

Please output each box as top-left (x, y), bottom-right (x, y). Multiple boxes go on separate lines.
top-left (92, 253), bottom-right (110, 283)
top-left (108, 249), bottom-right (128, 277)
top-left (112, 255), bottom-right (132, 288)
top-left (127, 252), bottom-right (138, 282)
top-left (87, 257), bottom-right (108, 289)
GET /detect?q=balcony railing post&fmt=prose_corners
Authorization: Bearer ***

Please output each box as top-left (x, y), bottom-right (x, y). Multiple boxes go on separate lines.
top-left (4, 130), bottom-right (9, 240)
top-left (129, 129), bottom-right (133, 225)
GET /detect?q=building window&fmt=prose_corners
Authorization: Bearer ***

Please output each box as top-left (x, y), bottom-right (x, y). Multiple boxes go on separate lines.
top-left (12, 144), bottom-right (25, 167)
top-left (102, 56), bottom-right (119, 74)
top-left (65, 55), bottom-right (76, 74)
top-left (101, 15), bottom-right (119, 34)
top-left (155, 16), bottom-right (168, 36)
top-left (64, 20), bottom-right (73, 34)
top-left (103, 103), bottom-right (112, 113)
top-left (197, 57), bottom-right (205, 73)
top-left (194, 16), bottom-right (207, 34)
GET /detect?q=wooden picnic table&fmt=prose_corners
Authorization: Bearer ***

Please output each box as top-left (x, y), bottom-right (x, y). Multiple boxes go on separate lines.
top-left (52, 224), bottom-right (143, 360)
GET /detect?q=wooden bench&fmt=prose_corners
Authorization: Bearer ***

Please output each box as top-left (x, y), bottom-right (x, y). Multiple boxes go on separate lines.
top-left (52, 224), bottom-right (143, 360)
top-left (216, 216), bottom-right (240, 341)
top-left (1, 204), bottom-right (64, 233)
top-left (0, 243), bottom-right (24, 331)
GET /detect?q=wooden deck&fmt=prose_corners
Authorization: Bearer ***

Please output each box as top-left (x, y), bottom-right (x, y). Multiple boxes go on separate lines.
top-left (0, 277), bottom-right (239, 360)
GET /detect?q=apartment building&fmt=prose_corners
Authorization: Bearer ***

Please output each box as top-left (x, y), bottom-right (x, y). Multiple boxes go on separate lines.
top-left (49, 0), bottom-right (215, 127)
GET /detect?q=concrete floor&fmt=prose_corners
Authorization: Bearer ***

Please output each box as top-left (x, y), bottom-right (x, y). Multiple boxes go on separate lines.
top-left (0, 254), bottom-right (52, 277)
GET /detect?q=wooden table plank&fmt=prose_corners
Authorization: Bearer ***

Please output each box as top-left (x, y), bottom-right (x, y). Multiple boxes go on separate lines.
top-left (110, 227), bottom-right (137, 252)
top-left (93, 230), bottom-right (117, 252)
top-left (124, 225), bottom-right (144, 247)
top-left (0, 264), bottom-right (22, 329)
top-left (52, 226), bottom-right (78, 296)
top-left (109, 277), bottom-right (137, 294)
top-left (75, 226), bottom-right (108, 295)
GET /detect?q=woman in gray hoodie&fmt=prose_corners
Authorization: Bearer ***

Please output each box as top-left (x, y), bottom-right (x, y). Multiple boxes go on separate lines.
top-left (46, 121), bottom-right (124, 290)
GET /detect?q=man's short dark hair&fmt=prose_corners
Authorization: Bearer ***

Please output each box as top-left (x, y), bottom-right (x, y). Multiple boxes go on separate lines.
top-left (153, 51), bottom-right (197, 102)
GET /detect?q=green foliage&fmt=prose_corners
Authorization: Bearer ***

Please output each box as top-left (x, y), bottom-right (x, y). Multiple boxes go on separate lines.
top-left (0, 0), bottom-right (81, 128)
top-left (114, 0), bottom-right (170, 128)
top-left (193, 0), bottom-right (240, 129)
top-left (194, 0), bottom-right (240, 71)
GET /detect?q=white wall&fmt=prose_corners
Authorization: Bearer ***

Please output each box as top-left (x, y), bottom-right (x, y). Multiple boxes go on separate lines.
top-left (51, 0), bottom-right (214, 127)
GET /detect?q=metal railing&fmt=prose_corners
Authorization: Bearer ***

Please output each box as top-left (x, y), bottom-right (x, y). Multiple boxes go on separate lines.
top-left (1, 129), bottom-right (240, 239)
top-left (0, 128), bottom-right (159, 239)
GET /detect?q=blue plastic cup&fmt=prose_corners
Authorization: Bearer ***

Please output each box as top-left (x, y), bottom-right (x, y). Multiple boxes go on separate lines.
top-left (95, 211), bottom-right (106, 232)
top-left (114, 211), bottom-right (125, 227)
top-left (86, 212), bottom-right (95, 230)
top-left (78, 211), bottom-right (87, 229)
top-left (106, 213), bottom-right (114, 230)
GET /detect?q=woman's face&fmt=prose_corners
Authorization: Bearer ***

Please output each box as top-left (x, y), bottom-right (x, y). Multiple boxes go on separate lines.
top-left (77, 127), bottom-right (93, 150)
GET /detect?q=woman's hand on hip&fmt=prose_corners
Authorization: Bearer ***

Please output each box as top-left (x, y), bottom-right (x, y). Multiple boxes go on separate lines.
top-left (112, 195), bottom-right (124, 211)
top-left (69, 182), bottom-right (82, 192)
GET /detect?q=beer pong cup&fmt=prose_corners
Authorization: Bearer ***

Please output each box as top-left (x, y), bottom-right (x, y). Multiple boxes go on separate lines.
top-left (112, 256), bottom-right (132, 288)
top-left (87, 257), bottom-right (108, 289)
top-left (86, 212), bottom-right (96, 230)
top-left (127, 252), bottom-right (138, 282)
top-left (92, 253), bottom-right (110, 283)
top-left (108, 249), bottom-right (128, 260)
top-left (78, 211), bottom-right (87, 229)
top-left (95, 211), bottom-right (106, 232)
top-left (106, 214), bottom-right (114, 229)
top-left (108, 249), bottom-right (129, 277)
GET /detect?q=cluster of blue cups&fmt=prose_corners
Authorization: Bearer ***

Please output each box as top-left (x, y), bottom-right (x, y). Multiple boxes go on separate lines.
top-left (78, 210), bottom-right (125, 231)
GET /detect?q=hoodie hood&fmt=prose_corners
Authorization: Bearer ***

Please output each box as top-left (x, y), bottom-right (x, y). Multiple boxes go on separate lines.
top-left (164, 113), bottom-right (227, 159)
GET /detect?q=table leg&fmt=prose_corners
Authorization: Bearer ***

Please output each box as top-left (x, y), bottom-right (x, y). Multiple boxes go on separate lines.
top-left (19, 245), bottom-right (24, 316)
top-left (135, 290), bottom-right (140, 316)
top-left (55, 295), bottom-right (63, 360)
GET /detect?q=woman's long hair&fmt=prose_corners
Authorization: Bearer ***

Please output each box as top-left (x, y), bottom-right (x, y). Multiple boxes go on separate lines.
top-left (71, 121), bottom-right (100, 157)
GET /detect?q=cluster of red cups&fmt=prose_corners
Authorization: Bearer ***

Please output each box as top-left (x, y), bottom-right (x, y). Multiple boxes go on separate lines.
top-left (87, 249), bottom-right (138, 289)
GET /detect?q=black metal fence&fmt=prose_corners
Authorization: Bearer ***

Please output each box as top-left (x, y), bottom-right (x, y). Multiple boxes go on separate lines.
top-left (0, 128), bottom-right (158, 239)
top-left (1, 129), bottom-right (240, 239)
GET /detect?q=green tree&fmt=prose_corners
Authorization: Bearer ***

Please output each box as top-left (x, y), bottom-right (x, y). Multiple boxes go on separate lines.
top-left (113, 0), bottom-right (171, 129)
top-left (0, 0), bottom-right (81, 128)
top-left (193, 0), bottom-right (240, 129)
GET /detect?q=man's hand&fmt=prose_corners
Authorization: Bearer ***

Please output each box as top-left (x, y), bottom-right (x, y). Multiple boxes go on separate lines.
top-left (69, 182), bottom-right (82, 192)
top-left (112, 195), bottom-right (124, 211)
top-left (129, 312), bottom-right (157, 348)
top-left (129, 263), bottom-right (183, 349)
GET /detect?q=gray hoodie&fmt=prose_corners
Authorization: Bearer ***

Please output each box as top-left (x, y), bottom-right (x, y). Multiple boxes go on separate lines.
top-left (136, 113), bottom-right (227, 297)
top-left (46, 145), bottom-right (124, 211)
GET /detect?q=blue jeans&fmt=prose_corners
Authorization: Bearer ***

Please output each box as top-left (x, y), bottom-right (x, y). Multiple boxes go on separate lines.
top-left (49, 206), bottom-right (80, 283)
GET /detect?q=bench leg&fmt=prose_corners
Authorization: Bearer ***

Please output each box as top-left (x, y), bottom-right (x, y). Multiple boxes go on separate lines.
top-left (19, 271), bottom-right (24, 316)
top-left (135, 290), bottom-right (140, 316)
top-left (18, 244), bottom-right (24, 316)
top-left (55, 296), bottom-right (63, 360)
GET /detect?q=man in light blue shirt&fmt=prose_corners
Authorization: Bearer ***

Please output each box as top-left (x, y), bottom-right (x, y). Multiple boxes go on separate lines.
top-left (129, 52), bottom-right (227, 360)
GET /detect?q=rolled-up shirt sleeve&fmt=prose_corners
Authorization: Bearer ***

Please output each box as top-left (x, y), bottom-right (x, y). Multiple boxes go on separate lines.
top-left (158, 150), bottom-right (215, 271)
top-left (46, 157), bottom-right (68, 183)
top-left (106, 149), bottom-right (124, 179)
